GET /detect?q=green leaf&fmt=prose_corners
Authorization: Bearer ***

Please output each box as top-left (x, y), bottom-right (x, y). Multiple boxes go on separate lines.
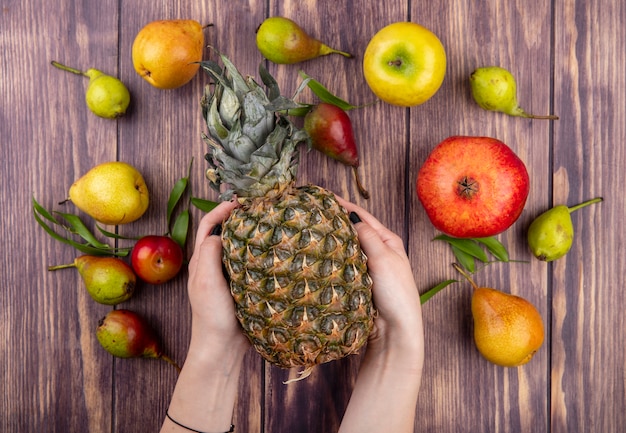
top-left (96, 225), bottom-right (139, 241)
top-left (298, 71), bottom-right (358, 111)
top-left (32, 196), bottom-right (130, 257)
top-left (420, 279), bottom-right (457, 304)
top-left (32, 197), bottom-right (59, 224)
top-left (474, 236), bottom-right (510, 262)
top-left (171, 210), bottom-right (190, 249)
top-left (167, 158), bottom-right (194, 230)
top-left (54, 211), bottom-right (110, 249)
top-left (191, 197), bottom-right (219, 212)
top-left (34, 207), bottom-right (129, 256)
top-left (434, 235), bottom-right (488, 263)
top-left (451, 245), bottom-right (475, 273)
top-left (167, 177), bottom-right (189, 228)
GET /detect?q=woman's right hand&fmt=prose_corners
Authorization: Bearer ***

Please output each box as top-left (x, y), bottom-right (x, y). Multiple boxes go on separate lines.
top-left (337, 197), bottom-right (424, 369)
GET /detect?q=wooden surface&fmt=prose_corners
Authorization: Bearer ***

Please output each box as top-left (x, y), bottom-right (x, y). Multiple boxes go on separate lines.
top-left (2, 0), bottom-right (624, 432)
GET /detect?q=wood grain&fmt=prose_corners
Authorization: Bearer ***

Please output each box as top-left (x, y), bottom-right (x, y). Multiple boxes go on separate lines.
top-left (551, 1), bottom-right (626, 432)
top-left (1, 0), bottom-right (625, 432)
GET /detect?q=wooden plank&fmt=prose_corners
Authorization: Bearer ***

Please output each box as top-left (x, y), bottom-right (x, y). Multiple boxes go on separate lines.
top-left (409, 1), bottom-right (553, 431)
top-left (551, 1), bottom-right (626, 432)
top-left (1, 0), bottom-right (119, 432)
top-left (113, 1), bottom-right (266, 432)
top-left (3, 0), bottom-right (626, 431)
top-left (263, 1), bottom-right (410, 432)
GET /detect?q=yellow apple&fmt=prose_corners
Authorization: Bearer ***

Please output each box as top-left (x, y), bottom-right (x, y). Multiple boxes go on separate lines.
top-left (363, 22), bottom-right (446, 107)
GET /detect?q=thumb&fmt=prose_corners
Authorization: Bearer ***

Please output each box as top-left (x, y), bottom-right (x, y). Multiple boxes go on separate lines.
top-left (188, 224), bottom-right (226, 286)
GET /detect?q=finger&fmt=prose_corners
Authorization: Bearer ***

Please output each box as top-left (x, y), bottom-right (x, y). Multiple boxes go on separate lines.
top-left (194, 200), bottom-right (239, 257)
top-left (336, 195), bottom-right (405, 251)
top-left (189, 233), bottom-right (224, 280)
top-left (352, 220), bottom-right (392, 263)
top-left (335, 195), bottom-right (388, 233)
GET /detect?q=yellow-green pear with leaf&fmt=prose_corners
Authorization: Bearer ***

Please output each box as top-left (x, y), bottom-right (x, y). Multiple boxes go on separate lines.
top-left (49, 255), bottom-right (136, 305)
top-left (67, 161), bottom-right (149, 225)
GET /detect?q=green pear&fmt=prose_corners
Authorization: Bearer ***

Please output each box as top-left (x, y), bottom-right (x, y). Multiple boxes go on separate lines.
top-left (527, 197), bottom-right (603, 261)
top-left (51, 61), bottom-right (130, 119)
top-left (96, 309), bottom-right (181, 372)
top-left (256, 16), bottom-right (353, 64)
top-left (49, 255), bottom-right (136, 305)
top-left (66, 161), bottom-right (149, 225)
top-left (469, 66), bottom-right (558, 119)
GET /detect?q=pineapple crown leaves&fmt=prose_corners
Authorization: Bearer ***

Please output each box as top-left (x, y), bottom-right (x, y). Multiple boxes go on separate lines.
top-left (200, 53), bottom-right (308, 201)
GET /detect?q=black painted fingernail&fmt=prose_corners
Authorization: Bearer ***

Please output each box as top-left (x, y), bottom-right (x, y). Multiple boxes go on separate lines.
top-left (349, 212), bottom-right (362, 224)
top-left (210, 224), bottom-right (222, 236)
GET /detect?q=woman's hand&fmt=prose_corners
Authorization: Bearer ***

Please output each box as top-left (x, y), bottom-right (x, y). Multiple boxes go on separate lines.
top-left (337, 197), bottom-right (424, 363)
top-left (186, 199), bottom-right (249, 359)
top-left (161, 200), bottom-right (248, 433)
top-left (337, 197), bottom-right (424, 433)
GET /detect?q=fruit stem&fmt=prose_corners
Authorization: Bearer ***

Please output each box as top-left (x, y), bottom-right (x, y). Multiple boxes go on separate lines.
top-left (50, 61), bottom-right (87, 77)
top-left (514, 106), bottom-right (559, 120)
top-left (452, 263), bottom-right (479, 290)
top-left (319, 44), bottom-right (353, 59)
top-left (48, 262), bottom-right (77, 271)
top-left (160, 354), bottom-right (182, 374)
top-left (568, 196), bottom-right (603, 213)
top-left (352, 167), bottom-right (370, 200)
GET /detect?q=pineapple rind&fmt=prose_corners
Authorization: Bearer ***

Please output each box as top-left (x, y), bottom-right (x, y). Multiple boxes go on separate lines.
top-left (223, 185), bottom-right (374, 369)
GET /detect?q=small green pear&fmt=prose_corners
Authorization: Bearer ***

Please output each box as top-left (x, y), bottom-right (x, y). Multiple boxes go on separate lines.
top-left (66, 161), bottom-right (149, 225)
top-left (49, 255), bottom-right (136, 305)
top-left (469, 66), bottom-right (558, 119)
top-left (96, 309), bottom-right (181, 372)
top-left (256, 16), bottom-right (353, 64)
top-left (51, 61), bottom-right (130, 119)
top-left (527, 197), bottom-right (603, 261)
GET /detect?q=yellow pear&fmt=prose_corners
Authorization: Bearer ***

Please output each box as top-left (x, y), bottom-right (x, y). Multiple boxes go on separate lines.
top-left (68, 161), bottom-right (149, 225)
top-left (132, 19), bottom-right (204, 89)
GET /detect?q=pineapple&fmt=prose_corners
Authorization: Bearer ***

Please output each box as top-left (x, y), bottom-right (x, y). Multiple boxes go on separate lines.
top-left (200, 54), bottom-right (374, 379)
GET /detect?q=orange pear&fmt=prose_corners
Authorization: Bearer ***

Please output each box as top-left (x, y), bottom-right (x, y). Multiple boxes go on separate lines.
top-left (132, 19), bottom-right (204, 89)
top-left (456, 265), bottom-right (544, 367)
